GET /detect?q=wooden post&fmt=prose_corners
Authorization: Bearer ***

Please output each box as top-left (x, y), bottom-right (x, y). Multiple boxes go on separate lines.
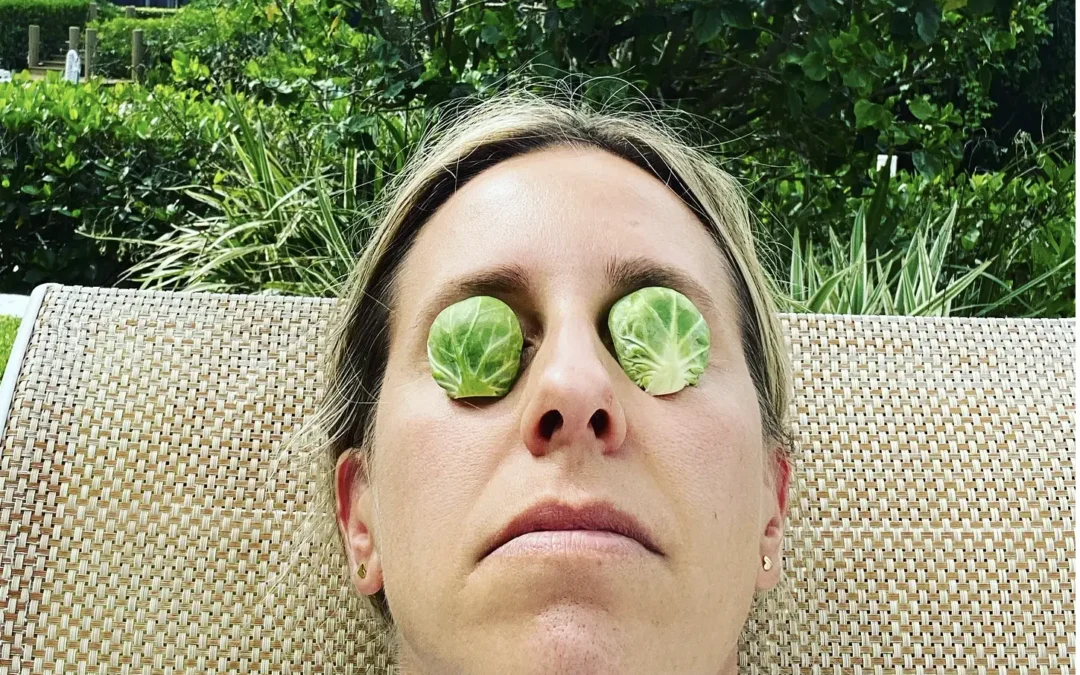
top-left (88, 2), bottom-right (97, 22)
top-left (68, 26), bottom-right (80, 54)
top-left (125, 6), bottom-right (136, 18)
top-left (28, 25), bottom-right (40, 67)
top-left (85, 28), bottom-right (96, 79)
top-left (131, 29), bottom-right (144, 82)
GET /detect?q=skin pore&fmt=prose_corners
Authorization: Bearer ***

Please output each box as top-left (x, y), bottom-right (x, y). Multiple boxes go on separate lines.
top-left (335, 145), bottom-right (791, 675)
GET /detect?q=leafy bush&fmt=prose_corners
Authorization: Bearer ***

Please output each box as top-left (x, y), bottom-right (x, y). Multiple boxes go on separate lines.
top-left (95, 96), bottom-right (420, 296)
top-left (0, 0), bottom-right (89, 71)
top-left (97, 92), bottom-right (423, 293)
top-left (91, 15), bottom-right (173, 80)
top-left (752, 127), bottom-right (1076, 318)
top-left (123, 7), bottom-right (182, 18)
top-left (782, 201), bottom-right (993, 316)
top-left (107, 101), bottom-right (1010, 320)
top-left (1, 0), bottom-right (1071, 318)
top-left (938, 132), bottom-right (1075, 317)
top-left (0, 315), bottom-right (18, 373)
top-left (97, 93), bottom-right (1044, 322)
top-left (90, 4), bottom-right (274, 84)
top-left (0, 72), bottom-right (261, 291)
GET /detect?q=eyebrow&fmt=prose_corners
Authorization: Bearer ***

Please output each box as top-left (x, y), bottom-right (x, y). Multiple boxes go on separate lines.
top-left (412, 255), bottom-right (722, 333)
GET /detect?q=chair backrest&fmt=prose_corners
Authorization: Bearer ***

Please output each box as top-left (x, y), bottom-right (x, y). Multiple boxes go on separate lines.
top-left (0, 284), bottom-right (1074, 674)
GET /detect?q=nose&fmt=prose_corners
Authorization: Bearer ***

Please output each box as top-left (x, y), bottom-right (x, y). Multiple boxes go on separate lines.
top-left (519, 316), bottom-right (628, 459)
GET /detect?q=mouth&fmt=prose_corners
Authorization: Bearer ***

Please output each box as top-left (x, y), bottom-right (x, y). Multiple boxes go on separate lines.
top-left (487, 529), bottom-right (654, 558)
top-left (482, 499), bottom-right (663, 560)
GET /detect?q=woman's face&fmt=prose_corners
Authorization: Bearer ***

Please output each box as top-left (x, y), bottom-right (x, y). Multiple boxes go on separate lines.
top-left (336, 145), bottom-right (789, 675)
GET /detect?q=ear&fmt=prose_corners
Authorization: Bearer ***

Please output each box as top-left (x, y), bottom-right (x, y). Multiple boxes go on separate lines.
top-left (757, 447), bottom-right (791, 591)
top-left (335, 449), bottom-right (384, 595)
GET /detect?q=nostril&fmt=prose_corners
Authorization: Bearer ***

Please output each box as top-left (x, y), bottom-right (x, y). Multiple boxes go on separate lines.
top-left (590, 409), bottom-right (609, 436)
top-left (539, 410), bottom-right (562, 439)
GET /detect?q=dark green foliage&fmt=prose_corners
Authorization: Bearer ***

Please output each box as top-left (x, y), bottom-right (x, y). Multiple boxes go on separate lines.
top-left (89, 5), bottom-right (274, 84)
top-left (310, 0), bottom-right (1077, 316)
top-left (0, 0), bottom-right (90, 70)
top-left (0, 0), bottom-right (1073, 317)
top-left (0, 72), bottom-right (249, 290)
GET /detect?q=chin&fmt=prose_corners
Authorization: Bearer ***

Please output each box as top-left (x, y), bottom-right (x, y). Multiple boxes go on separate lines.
top-left (470, 557), bottom-right (647, 621)
top-left (505, 603), bottom-right (631, 675)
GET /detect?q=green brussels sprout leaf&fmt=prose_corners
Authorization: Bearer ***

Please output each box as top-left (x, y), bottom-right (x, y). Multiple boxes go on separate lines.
top-left (608, 286), bottom-right (711, 395)
top-left (427, 295), bottom-right (523, 398)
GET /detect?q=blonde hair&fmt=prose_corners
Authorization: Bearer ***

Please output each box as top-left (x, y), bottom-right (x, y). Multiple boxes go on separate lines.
top-left (270, 80), bottom-right (797, 661)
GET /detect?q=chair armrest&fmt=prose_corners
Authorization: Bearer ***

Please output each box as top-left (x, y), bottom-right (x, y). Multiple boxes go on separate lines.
top-left (0, 283), bottom-right (58, 438)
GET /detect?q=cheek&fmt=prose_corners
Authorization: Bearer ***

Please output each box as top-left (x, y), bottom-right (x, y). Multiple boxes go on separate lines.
top-left (371, 375), bottom-right (497, 576)
top-left (648, 376), bottom-right (764, 547)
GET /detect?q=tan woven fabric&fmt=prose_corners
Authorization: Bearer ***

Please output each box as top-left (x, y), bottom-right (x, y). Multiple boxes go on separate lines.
top-left (0, 284), bottom-right (1074, 674)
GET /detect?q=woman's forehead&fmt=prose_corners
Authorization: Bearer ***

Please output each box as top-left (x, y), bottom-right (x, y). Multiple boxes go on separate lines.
top-left (392, 146), bottom-right (738, 343)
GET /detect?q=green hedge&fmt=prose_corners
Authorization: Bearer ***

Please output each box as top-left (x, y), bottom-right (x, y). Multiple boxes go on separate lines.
top-left (0, 72), bottom-right (262, 291)
top-left (91, 15), bottom-right (174, 80)
top-left (0, 0), bottom-right (90, 71)
top-left (90, 5), bottom-right (272, 83)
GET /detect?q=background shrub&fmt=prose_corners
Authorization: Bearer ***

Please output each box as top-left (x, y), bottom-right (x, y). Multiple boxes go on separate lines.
top-left (90, 4), bottom-right (274, 84)
top-left (0, 0), bottom-right (1072, 318)
top-left (0, 72), bottom-right (272, 290)
top-left (0, 0), bottom-right (90, 71)
top-left (0, 315), bottom-right (18, 373)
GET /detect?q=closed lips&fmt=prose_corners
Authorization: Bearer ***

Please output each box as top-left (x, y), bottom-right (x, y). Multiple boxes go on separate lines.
top-left (483, 500), bottom-right (663, 559)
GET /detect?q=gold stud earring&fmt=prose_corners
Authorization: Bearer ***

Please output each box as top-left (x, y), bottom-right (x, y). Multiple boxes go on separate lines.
top-left (762, 555), bottom-right (772, 571)
top-left (357, 563), bottom-right (367, 579)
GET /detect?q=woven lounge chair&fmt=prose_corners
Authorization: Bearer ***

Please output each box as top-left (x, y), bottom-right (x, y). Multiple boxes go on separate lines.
top-left (0, 283), bottom-right (1074, 674)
